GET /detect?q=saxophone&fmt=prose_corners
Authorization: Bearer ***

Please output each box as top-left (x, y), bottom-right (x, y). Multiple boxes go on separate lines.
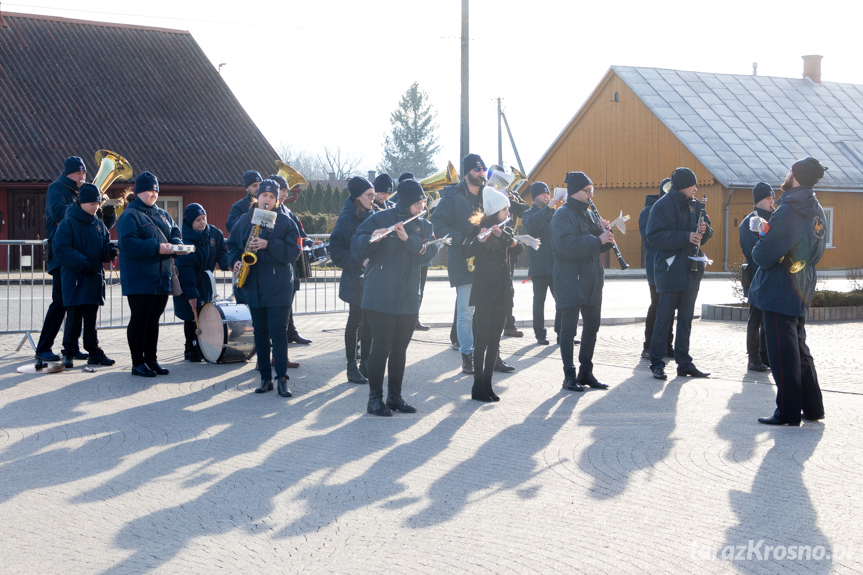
top-left (235, 226), bottom-right (262, 288)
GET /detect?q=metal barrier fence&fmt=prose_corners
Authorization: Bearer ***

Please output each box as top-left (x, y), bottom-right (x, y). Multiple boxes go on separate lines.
top-left (1, 235), bottom-right (347, 338)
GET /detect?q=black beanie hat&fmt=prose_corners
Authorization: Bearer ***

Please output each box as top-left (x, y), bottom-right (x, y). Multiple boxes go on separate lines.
top-left (530, 181), bottom-right (550, 199)
top-left (565, 171), bottom-right (592, 195)
top-left (395, 179), bottom-right (425, 209)
top-left (752, 182), bottom-right (775, 204)
top-left (791, 157), bottom-right (827, 187)
top-left (257, 179), bottom-right (279, 198)
top-left (671, 167), bottom-right (697, 190)
top-left (267, 174), bottom-right (288, 190)
top-left (462, 153), bottom-right (485, 174)
top-left (348, 176), bottom-right (373, 200)
top-left (374, 173), bottom-right (394, 195)
top-left (243, 170), bottom-right (263, 188)
top-left (659, 177), bottom-right (672, 196)
top-left (183, 203), bottom-right (206, 226)
top-left (398, 172), bottom-right (415, 183)
top-left (78, 183), bottom-right (101, 204)
top-left (63, 156), bottom-right (86, 176)
top-left (134, 171), bottom-right (159, 194)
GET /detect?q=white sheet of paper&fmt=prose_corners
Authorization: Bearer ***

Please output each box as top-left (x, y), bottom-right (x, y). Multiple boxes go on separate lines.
top-left (666, 255), bottom-right (675, 267)
top-left (553, 187), bottom-right (567, 203)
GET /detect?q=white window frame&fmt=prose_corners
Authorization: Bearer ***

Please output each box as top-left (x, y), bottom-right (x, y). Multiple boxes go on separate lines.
top-left (154, 196), bottom-right (183, 226)
top-left (822, 207), bottom-right (834, 248)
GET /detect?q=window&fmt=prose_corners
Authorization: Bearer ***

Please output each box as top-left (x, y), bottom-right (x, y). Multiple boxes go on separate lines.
top-left (822, 207), bottom-right (834, 248)
top-left (155, 197), bottom-right (183, 225)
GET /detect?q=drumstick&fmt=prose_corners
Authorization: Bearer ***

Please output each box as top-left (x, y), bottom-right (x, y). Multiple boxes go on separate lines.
top-left (193, 304), bottom-right (201, 335)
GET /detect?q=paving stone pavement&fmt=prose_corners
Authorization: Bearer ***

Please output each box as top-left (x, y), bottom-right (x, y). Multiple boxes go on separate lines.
top-left (1, 310), bottom-right (862, 574)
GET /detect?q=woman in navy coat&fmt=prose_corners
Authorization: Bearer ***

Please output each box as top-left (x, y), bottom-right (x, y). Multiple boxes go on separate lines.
top-left (229, 180), bottom-right (301, 398)
top-left (329, 177), bottom-right (375, 385)
top-left (53, 183), bottom-right (118, 367)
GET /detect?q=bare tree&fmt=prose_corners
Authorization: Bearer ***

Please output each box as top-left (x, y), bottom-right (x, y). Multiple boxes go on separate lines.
top-left (276, 144), bottom-right (328, 181)
top-left (319, 146), bottom-right (362, 180)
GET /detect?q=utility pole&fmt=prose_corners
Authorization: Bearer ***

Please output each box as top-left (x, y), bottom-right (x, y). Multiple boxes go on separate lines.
top-left (460, 0), bottom-right (469, 177)
top-left (497, 98), bottom-right (503, 166)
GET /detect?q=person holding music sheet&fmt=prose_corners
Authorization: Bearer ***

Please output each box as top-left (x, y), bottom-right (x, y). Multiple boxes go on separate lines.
top-left (117, 171), bottom-right (182, 377)
top-left (522, 181), bottom-right (562, 345)
top-left (330, 176), bottom-right (376, 385)
top-left (226, 170), bottom-right (262, 234)
top-left (229, 179), bottom-right (301, 397)
top-left (750, 158), bottom-right (828, 426)
top-left (52, 183), bottom-right (118, 367)
top-left (645, 167), bottom-right (712, 380)
top-left (174, 203), bottom-right (231, 363)
top-left (739, 182), bottom-right (775, 372)
top-left (551, 172), bottom-right (613, 392)
top-left (351, 179), bottom-right (438, 416)
top-left (462, 188), bottom-right (522, 402)
top-left (639, 178), bottom-right (674, 360)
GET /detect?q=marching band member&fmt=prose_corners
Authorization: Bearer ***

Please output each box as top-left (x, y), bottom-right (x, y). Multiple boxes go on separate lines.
top-left (117, 171), bottom-right (182, 377)
top-left (398, 172), bottom-right (431, 332)
top-left (351, 179), bottom-right (438, 416)
top-left (174, 203), bottom-right (231, 363)
top-left (226, 170), bottom-right (262, 234)
top-left (522, 181), bottom-right (562, 345)
top-left (462, 188), bottom-right (522, 402)
top-left (373, 173), bottom-right (395, 211)
top-left (229, 179), bottom-right (301, 397)
top-left (330, 176), bottom-right (375, 385)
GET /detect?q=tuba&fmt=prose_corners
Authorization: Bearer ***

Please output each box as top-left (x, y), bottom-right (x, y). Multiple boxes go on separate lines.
top-left (92, 150), bottom-right (133, 217)
top-left (419, 161), bottom-right (459, 215)
top-left (276, 161), bottom-right (308, 189)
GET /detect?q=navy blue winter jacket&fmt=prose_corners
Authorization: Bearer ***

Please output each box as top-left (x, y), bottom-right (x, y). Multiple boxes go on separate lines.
top-left (551, 196), bottom-right (612, 308)
top-left (226, 193), bottom-right (255, 235)
top-left (522, 203), bottom-right (555, 277)
top-left (638, 194), bottom-right (660, 285)
top-left (53, 204), bottom-right (115, 307)
top-left (429, 180), bottom-right (484, 287)
top-left (749, 186), bottom-right (827, 317)
top-left (351, 206), bottom-right (438, 315)
top-left (330, 197), bottom-right (371, 305)
top-left (117, 197), bottom-right (182, 296)
top-left (464, 220), bottom-right (523, 309)
top-left (739, 206), bottom-right (773, 298)
top-left (173, 222), bottom-right (231, 322)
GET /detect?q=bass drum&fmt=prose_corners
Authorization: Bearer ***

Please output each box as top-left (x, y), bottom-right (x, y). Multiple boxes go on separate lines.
top-left (198, 301), bottom-right (257, 363)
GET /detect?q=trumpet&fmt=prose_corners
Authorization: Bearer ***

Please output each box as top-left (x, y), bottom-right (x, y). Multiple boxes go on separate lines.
top-left (92, 150), bottom-right (133, 217)
top-left (588, 200), bottom-right (629, 270)
top-left (234, 208), bottom-right (278, 288)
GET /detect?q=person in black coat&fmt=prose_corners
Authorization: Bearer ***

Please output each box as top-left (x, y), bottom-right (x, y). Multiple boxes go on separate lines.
top-left (397, 172), bottom-right (433, 332)
top-left (351, 179), bottom-right (439, 416)
top-left (551, 172), bottom-right (614, 392)
top-left (52, 183), bottom-right (118, 367)
top-left (750, 158), bottom-right (828, 426)
top-left (372, 173), bottom-right (396, 211)
top-left (639, 178), bottom-right (674, 359)
top-left (739, 182), bottom-right (775, 372)
top-left (229, 179), bottom-right (301, 397)
top-left (330, 177), bottom-right (376, 384)
top-left (463, 188), bottom-right (523, 402)
top-left (225, 170), bottom-right (262, 234)
top-left (645, 167), bottom-right (713, 380)
top-left (522, 181), bottom-right (563, 345)
top-left (117, 171), bottom-right (183, 377)
top-left (174, 203), bottom-right (231, 362)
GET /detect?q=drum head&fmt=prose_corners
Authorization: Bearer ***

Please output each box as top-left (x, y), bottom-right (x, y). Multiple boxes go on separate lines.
top-left (198, 302), bottom-right (257, 363)
top-left (198, 303), bottom-right (225, 363)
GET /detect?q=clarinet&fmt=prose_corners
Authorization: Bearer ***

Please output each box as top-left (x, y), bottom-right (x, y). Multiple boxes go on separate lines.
top-left (690, 194), bottom-right (708, 272)
top-left (587, 199), bottom-right (629, 270)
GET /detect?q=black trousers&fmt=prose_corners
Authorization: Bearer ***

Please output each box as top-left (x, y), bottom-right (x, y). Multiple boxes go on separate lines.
top-left (559, 304), bottom-right (601, 375)
top-left (762, 311), bottom-right (824, 424)
top-left (649, 289), bottom-right (698, 369)
top-left (746, 303), bottom-right (768, 363)
top-left (474, 303), bottom-right (508, 383)
top-left (249, 305), bottom-right (289, 381)
top-left (36, 274), bottom-right (81, 354)
top-left (126, 294), bottom-right (168, 366)
top-left (345, 303), bottom-right (371, 362)
top-left (531, 275), bottom-right (561, 340)
top-left (62, 305), bottom-right (100, 356)
top-left (419, 265), bottom-right (428, 302)
top-left (643, 283), bottom-right (674, 352)
top-left (365, 310), bottom-right (416, 401)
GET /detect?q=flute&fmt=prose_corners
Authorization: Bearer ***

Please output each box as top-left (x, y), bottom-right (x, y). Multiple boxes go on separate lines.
top-left (369, 210), bottom-right (427, 243)
top-left (587, 200), bottom-right (629, 270)
top-left (477, 217), bottom-right (511, 241)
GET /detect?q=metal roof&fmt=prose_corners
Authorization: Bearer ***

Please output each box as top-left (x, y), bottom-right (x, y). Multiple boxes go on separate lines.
top-left (0, 12), bottom-right (278, 187)
top-left (613, 65), bottom-right (863, 189)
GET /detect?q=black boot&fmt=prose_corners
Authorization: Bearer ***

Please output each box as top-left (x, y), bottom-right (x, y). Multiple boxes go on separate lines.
top-left (358, 359), bottom-right (368, 379)
top-left (87, 350), bottom-right (116, 366)
top-left (255, 379), bottom-right (273, 393)
top-left (367, 394), bottom-right (393, 416)
top-left (461, 353), bottom-right (474, 375)
top-left (347, 360), bottom-right (368, 384)
top-left (471, 374), bottom-right (494, 402)
top-left (277, 376), bottom-right (292, 397)
top-left (61, 354), bottom-right (75, 369)
top-left (386, 396), bottom-right (417, 413)
top-left (577, 367), bottom-right (609, 390)
top-left (562, 368), bottom-right (584, 391)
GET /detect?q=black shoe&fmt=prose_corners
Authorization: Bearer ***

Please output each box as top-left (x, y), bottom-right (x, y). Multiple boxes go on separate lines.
top-left (503, 327), bottom-right (524, 337)
top-left (367, 397), bottom-right (393, 416)
top-left (88, 354), bottom-right (116, 366)
top-left (573, 339), bottom-right (580, 345)
top-left (451, 341), bottom-right (460, 351)
top-left (146, 362), bottom-right (170, 375)
top-left (415, 320), bottom-right (431, 331)
top-left (677, 365), bottom-right (710, 378)
top-left (537, 338), bottom-right (550, 345)
top-left (651, 367), bottom-right (667, 380)
top-left (255, 379), bottom-right (273, 393)
top-left (758, 415), bottom-right (801, 426)
top-left (358, 359), bottom-right (368, 379)
top-left (131, 364), bottom-right (156, 377)
top-left (461, 353), bottom-right (475, 375)
top-left (35, 350), bottom-right (61, 362)
top-left (187, 348), bottom-right (205, 363)
top-left (562, 371), bottom-right (585, 391)
top-left (803, 413), bottom-right (825, 422)
top-left (489, 390), bottom-right (500, 402)
top-left (747, 360), bottom-right (769, 372)
top-left (288, 333), bottom-right (312, 345)
top-left (74, 351), bottom-right (89, 360)
top-left (641, 349), bottom-right (651, 360)
top-left (494, 357), bottom-right (515, 373)
top-left (386, 396), bottom-right (417, 413)
top-left (579, 372), bottom-right (609, 390)
top-left (277, 376), bottom-right (292, 397)
top-left (61, 355), bottom-right (74, 369)
top-left (346, 361), bottom-right (368, 384)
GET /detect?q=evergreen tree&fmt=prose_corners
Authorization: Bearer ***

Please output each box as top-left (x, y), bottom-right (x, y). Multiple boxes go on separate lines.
top-left (379, 82), bottom-right (440, 179)
top-left (323, 183), bottom-right (334, 214)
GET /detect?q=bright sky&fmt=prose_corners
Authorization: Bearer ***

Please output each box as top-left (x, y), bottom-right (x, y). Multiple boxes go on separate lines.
top-left (6, 0), bottom-right (862, 176)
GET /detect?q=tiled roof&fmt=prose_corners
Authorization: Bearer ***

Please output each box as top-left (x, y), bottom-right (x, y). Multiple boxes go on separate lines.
top-left (0, 12), bottom-right (278, 186)
top-left (613, 66), bottom-right (863, 189)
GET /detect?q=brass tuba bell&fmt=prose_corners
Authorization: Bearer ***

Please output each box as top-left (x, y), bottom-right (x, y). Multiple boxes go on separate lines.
top-left (276, 160), bottom-right (308, 190)
top-left (418, 160), bottom-right (459, 215)
top-left (92, 149), bottom-right (133, 217)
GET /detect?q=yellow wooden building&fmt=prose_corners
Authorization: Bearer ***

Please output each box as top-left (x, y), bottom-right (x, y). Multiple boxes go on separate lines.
top-left (529, 58), bottom-right (863, 270)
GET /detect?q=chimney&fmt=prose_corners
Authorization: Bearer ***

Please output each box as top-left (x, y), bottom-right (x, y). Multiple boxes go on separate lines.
top-left (802, 55), bottom-right (823, 84)
top-left (367, 170), bottom-right (376, 181)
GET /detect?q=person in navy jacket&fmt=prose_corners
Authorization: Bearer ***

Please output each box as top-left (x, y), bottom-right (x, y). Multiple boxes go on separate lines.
top-left (174, 203), bottom-right (231, 363)
top-left (739, 182), bottom-right (775, 372)
top-left (645, 167), bottom-right (712, 380)
top-left (229, 179), bottom-right (301, 398)
top-left (52, 183), bottom-right (118, 367)
top-left (750, 158), bottom-right (828, 426)
top-left (351, 179), bottom-right (438, 416)
top-left (639, 178), bottom-right (674, 360)
top-left (522, 181), bottom-right (562, 345)
top-left (551, 172), bottom-right (614, 392)
top-left (226, 170), bottom-right (262, 234)
top-left (330, 177), bottom-right (375, 385)
top-left (117, 171), bottom-right (183, 377)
